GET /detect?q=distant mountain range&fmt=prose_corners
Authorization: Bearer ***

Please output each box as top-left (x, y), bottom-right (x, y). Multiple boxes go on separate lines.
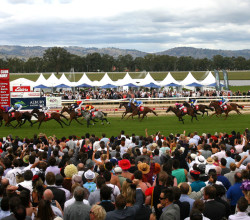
top-left (0, 45), bottom-right (250, 60)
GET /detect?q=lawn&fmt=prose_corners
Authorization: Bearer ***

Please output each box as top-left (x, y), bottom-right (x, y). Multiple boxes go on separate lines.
top-left (0, 114), bottom-right (249, 139)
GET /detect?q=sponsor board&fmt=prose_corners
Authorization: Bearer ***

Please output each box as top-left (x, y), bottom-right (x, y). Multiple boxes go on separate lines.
top-left (12, 86), bottom-right (30, 92)
top-left (46, 97), bottom-right (62, 108)
top-left (11, 98), bottom-right (46, 109)
top-left (11, 92), bottom-right (41, 98)
top-left (0, 69), bottom-right (10, 107)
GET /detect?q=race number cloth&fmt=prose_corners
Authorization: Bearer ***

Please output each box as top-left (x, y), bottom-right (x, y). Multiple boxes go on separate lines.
top-left (195, 105), bottom-right (199, 110)
top-left (183, 107), bottom-right (187, 113)
top-left (139, 106), bottom-right (144, 111)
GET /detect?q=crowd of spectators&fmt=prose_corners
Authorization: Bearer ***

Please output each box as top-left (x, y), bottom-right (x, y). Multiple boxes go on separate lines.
top-left (42, 89), bottom-right (250, 100)
top-left (0, 128), bottom-right (250, 220)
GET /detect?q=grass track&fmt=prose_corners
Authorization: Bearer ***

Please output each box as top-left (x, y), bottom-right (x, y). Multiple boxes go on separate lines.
top-left (1, 114), bottom-right (249, 139)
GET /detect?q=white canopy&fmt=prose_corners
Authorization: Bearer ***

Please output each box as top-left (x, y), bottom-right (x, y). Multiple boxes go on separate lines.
top-left (116, 72), bottom-right (137, 86)
top-left (200, 71), bottom-right (216, 85)
top-left (138, 72), bottom-right (160, 87)
top-left (55, 73), bottom-right (73, 87)
top-left (160, 72), bottom-right (180, 86)
top-left (180, 72), bottom-right (201, 86)
top-left (75, 73), bottom-right (94, 87)
top-left (10, 78), bottom-right (35, 91)
top-left (33, 73), bottom-right (48, 87)
top-left (46, 73), bottom-right (60, 87)
top-left (94, 73), bottom-right (116, 87)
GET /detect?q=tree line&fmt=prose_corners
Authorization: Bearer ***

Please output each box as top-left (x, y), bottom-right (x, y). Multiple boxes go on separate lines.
top-left (1, 47), bottom-right (250, 73)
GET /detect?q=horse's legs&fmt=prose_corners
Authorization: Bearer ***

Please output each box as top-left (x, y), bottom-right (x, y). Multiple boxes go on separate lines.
top-left (140, 113), bottom-right (147, 120)
top-left (74, 117), bottom-right (83, 125)
top-left (60, 119), bottom-right (69, 126)
top-left (195, 114), bottom-right (199, 121)
top-left (38, 120), bottom-right (43, 129)
top-left (54, 119), bottom-right (63, 128)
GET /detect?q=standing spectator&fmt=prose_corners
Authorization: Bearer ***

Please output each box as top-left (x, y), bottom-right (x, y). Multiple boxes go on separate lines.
top-left (225, 163), bottom-right (238, 186)
top-left (228, 197), bottom-right (250, 220)
top-left (90, 205), bottom-right (106, 220)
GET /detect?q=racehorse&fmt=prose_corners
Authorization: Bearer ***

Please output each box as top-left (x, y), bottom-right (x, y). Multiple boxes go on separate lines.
top-left (119, 102), bottom-right (140, 119)
top-left (61, 106), bottom-right (84, 125)
top-left (81, 110), bottom-right (110, 127)
top-left (0, 110), bottom-right (23, 128)
top-left (31, 108), bottom-right (69, 129)
top-left (209, 102), bottom-right (238, 119)
top-left (210, 101), bottom-right (243, 115)
top-left (183, 102), bottom-right (213, 117)
top-left (126, 103), bottom-right (158, 120)
top-left (166, 105), bottom-right (199, 123)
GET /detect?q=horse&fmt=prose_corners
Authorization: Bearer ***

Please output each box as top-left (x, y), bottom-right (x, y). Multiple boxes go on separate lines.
top-left (31, 108), bottom-right (69, 129)
top-left (119, 102), bottom-right (140, 119)
top-left (126, 102), bottom-right (158, 120)
top-left (0, 110), bottom-right (23, 128)
top-left (183, 102), bottom-right (213, 117)
top-left (210, 101), bottom-right (243, 114)
top-left (81, 110), bottom-right (110, 127)
top-left (61, 106), bottom-right (84, 125)
top-left (166, 105), bottom-right (199, 123)
top-left (209, 102), bottom-right (236, 119)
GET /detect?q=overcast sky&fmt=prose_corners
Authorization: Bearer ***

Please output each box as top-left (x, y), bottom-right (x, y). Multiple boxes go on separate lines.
top-left (1, 0), bottom-right (250, 52)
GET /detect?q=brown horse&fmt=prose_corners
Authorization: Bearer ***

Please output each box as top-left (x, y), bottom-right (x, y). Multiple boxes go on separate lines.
top-left (126, 103), bottom-right (158, 120)
top-left (209, 102), bottom-right (237, 119)
top-left (31, 108), bottom-right (69, 129)
top-left (0, 110), bottom-right (23, 128)
top-left (61, 106), bottom-right (84, 125)
top-left (210, 101), bottom-right (243, 114)
top-left (183, 102), bottom-right (213, 117)
top-left (166, 105), bottom-right (199, 123)
top-left (119, 102), bottom-right (140, 119)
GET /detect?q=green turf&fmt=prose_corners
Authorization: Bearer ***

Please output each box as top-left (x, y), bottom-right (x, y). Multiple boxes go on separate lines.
top-left (0, 114), bottom-right (249, 139)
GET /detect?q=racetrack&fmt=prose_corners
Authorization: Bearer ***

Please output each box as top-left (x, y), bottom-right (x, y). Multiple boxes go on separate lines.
top-left (0, 113), bottom-right (249, 139)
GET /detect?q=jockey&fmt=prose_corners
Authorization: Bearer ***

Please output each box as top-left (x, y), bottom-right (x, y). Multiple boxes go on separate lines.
top-left (86, 104), bottom-right (95, 113)
top-left (8, 103), bottom-right (22, 112)
top-left (74, 101), bottom-right (83, 113)
top-left (41, 106), bottom-right (50, 114)
top-left (220, 97), bottom-right (229, 107)
top-left (134, 99), bottom-right (143, 108)
top-left (189, 98), bottom-right (197, 107)
top-left (128, 98), bottom-right (134, 107)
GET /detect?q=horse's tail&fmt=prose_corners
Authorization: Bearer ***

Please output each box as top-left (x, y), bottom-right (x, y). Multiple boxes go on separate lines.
top-left (237, 104), bottom-right (244, 109)
top-left (151, 110), bottom-right (158, 116)
top-left (101, 111), bottom-right (108, 116)
top-left (60, 113), bottom-right (69, 120)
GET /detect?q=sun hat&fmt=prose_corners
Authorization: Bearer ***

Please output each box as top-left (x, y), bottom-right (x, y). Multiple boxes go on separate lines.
top-left (190, 153), bottom-right (197, 160)
top-left (118, 159), bottom-right (131, 170)
top-left (64, 164), bottom-right (78, 178)
top-left (84, 170), bottom-right (95, 180)
top-left (137, 162), bottom-right (150, 174)
top-left (114, 166), bottom-right (122, 173)
top-left (23, 155), bottom-right (29, 164)
top-left (195, 155), bottom-right (206, 165)
top-left (206, 157), bottom-right (215, 164)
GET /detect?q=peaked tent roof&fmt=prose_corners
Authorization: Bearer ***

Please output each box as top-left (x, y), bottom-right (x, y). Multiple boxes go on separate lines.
top-left (75, 73), bottom-right (93, 87)
top-left (94, 73), bottom-right (116, 87)
top-left (160, 72), bottom-right (180, 86)
top-left (34, 84), bottom-right (50, 89)
top-left (46, 73), bottom-right (60, 87)
top-left (10, 78), bottom-right (35, 87)
top-left (138, 72), bottom-right (160, 87)
top-left (200, 71), bottom-right (216, 86)
top-left (56, 73), bottom-right (73, 87)
top-left (180, 72), bottom-right (200, 86)
top-left (116, 72), bottom-right (137, 86)
top-left (33, 73), bottom-right (48, 87)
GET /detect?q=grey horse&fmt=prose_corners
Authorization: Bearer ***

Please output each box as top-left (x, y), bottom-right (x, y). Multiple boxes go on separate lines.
top-left (82, 110), bottom-right (110, 127)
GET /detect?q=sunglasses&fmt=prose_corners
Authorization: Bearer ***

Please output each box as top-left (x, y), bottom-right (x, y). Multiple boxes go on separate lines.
top-left (159, 197), bottom-right (166, 200)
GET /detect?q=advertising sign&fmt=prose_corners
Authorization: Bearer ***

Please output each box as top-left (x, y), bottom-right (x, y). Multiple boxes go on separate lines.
top-left (11, 92), bottom-right (41, 98)
top-left (46, 97), bottom-right (62, 108)
top-left (0, 69), bottom-right (10, 107)
top-left (12, 86), bottom-right (30, 92)
top-left (11, 98), bottom-right (46, 109)
top-left (214, 69), bottom-right (221, 91)
top-left (222, 69), bottom-right (229, 90)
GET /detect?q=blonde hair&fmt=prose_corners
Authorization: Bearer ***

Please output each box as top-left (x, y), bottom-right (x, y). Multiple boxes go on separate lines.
top-left (125, 185), bottom-right (136, 205)
top-left (91, 205), bottom-right (106, 220)
top-left (122, 180), bottom-right (131, 196)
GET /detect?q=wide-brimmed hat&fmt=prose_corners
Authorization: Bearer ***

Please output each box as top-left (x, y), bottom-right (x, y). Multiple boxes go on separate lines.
top-left (206, 157), bottom-right (215, 164)
top-left (118, 159), bottom-right (131, 170)
top-left (195, 155), bottom-right (206, 165)
top-left (190, 153), bottom-right (197, 160)
top-left (84, 170), bottom-right (95, 180)
top-left (178, 182), bottom-right (192, 195)
top-left (138, 162), bottom-right (150, 174)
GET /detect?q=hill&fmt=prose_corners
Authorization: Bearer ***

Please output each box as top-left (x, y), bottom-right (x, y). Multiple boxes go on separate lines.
top-left (1, 45), bottom-right (250, 60)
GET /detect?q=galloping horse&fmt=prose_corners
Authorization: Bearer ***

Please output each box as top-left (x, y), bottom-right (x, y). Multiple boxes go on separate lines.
top-left (61, 106), bottom-right (84, 125)
top-left (209, 102), bottom-right (237, 119)
top-left (0, 110), bottom-right (23, 128)
top-left (126, 103), bottom-right (158, 120)
top-left (119, 102), bottom-right (140, 119)
top-left (31, 108), bottom-right (68, 129)
top-left (183, 102), bottom-right (213, 117)
top-left (166, 105), bottom-right (199, 123)
top-left (81, 110), bottom-right (109, 127)
top-left (210, 101), bottom-right (243, 115)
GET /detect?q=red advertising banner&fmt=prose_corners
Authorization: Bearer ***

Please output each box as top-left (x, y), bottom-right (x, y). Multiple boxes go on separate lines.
top-left (12, 86), bottom-right (31, 92)
top-left (0, 69), bottom-right (10, 107)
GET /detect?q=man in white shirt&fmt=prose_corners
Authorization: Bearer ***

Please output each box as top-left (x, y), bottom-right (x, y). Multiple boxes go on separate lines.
top-left (16, 170), bottom-right (33, 194)
top-left (228, 197), bottom-right (250, 220)
top-left (119, 137), bottom-right (128, 157)
top-left (103, 170), bottom-right (120, 198)
top-left (235, 139), bottom-right (244, 154)
top-left (5, 159), bottom-right (22, 186)
top-left (212, 144), bottom-right (226, 161)
top-left (189, 133), bottom-right (198, 146)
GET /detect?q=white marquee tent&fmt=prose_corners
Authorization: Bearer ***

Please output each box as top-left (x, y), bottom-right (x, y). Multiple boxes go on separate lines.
top-left (180, 72), bottom-right (202, 86)
top-left (160, 72), bottom-right (180, 87)
top-left (200, 71), bottom-right (216, 85)
top-left (75, 73), bottom-right (93, 87)
top-left (33, 73), bottom-right (48, 87)
top-left (138, 72), bottom-right (160, 87)
top-left (55, 73), bottom-right (74, 87)
top-left (46, 73), bottom-right (60, 87)
top-left (10, 78), bottom-right (35, 91)
top-left (116, 72), bottom-right (138, 86)
top-left (94, 73), bottom-right (116, 87)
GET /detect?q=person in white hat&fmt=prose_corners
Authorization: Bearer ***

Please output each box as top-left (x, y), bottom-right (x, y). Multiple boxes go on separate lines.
top-left (83, 170), bottom-right (96, 193)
